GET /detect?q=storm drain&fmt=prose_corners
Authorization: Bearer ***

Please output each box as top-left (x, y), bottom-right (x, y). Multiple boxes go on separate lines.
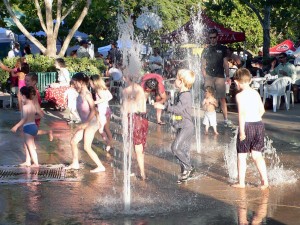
top-left (0, 164), bottom-right (81, 183)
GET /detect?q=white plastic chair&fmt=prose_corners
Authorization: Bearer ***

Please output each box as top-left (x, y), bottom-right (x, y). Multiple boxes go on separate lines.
top-left (163, 78), bottom-right (177, 104)
top-left (263, 77), bottom-right (292, 112)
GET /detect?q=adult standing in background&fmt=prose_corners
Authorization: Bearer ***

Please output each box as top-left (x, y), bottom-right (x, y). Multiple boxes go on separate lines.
top-left (201, 28), bottom-right (231, 126)
top-left (8, 42), bottom-right (21, 58)
top-left (77, 40), bottom-right (90, 58)
top-left (107, 41), bottom-right (122, 65)
top-left (148, 47), bottom-right (163, 75)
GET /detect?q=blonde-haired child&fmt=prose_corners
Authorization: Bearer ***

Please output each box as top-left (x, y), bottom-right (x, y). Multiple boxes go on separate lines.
top-left (202, 86), bottom-right (219, 135)
top-left (155, 69), bottom-right (196, 183)
top-left (90, 75), bottom-right (113, 151)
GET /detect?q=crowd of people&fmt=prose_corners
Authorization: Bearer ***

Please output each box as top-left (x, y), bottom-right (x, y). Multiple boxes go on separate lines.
top-left (3, 27), bottom-right (300, 189)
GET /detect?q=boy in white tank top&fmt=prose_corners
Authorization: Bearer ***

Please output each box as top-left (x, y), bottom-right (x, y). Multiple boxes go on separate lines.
top-left (232, 68), bottom-right (269, 190)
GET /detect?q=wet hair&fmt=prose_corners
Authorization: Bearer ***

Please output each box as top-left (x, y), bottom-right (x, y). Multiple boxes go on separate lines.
top-left (177, 69), bottom-right (195, 89)
top-left (208, 28), bottom-right (218, 36)
top-left (26, 72), bottom-right (38, 83)
top-left (20, 86), bottom-right (36, 100)
top-left (90, 74), bottom-right (107, 90)
top-left (145, 78), bottom-right (158, 90)
top-left (55, 58), bottom-right (67, 68)
top-left (205, 86), bottom-right (215, 95)
top-left (72, 72), bottom-right (90, 85)
top-left (233, 68), bottom-right (251, 83)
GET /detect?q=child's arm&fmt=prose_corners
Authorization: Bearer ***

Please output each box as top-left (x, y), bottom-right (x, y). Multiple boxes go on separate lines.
top-left (236, 94), bottom-right (246, 140)
top-left (94, 90), bottom-right (113, 104)
top-left (11, 106), bottom-right (28, 132)
top-left (258, 93), bottom-right (265, 117)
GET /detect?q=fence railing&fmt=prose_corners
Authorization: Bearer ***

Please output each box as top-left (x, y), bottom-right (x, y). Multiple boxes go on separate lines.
top-left (36, 72), bottom-right (86, 97)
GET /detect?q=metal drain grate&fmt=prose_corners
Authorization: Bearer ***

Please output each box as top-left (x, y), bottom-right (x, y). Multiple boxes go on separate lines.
top-left (0, 164), bottom-right (81, 183)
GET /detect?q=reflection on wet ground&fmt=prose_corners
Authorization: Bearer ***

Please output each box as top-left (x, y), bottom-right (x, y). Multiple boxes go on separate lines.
top-left (0, 105), bottom-right (299, 225)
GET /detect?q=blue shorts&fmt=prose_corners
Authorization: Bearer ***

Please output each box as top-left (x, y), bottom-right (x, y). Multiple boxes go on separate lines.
top-left (237, 121), bottom-right (265, 153)
top-left (23, 122), bottom-right (38, 136)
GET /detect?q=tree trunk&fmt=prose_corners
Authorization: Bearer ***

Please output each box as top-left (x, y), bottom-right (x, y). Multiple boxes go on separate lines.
top-left (3, 0), bottom-right (91, 57)
top-left (262, 5), bottom-right (271, 58)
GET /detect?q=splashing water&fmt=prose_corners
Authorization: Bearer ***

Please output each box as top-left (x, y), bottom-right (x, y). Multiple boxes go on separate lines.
top-left (223, 130), bottom-right (297, 185)
top-left (263, 136), bottom-right (298, 186)
top-left (118, 14), bottom-right (143, 212)
top-left (224, 129), bottom-right (238, 181)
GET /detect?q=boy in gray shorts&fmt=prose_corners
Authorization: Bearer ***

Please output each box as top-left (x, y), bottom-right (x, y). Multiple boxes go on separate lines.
top-left (232, 68), bottom-right (269, 190)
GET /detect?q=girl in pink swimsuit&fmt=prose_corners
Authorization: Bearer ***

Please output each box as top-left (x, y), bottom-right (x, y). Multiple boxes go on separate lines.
top-left (66, 72), bottom-right (105, 173)
top-left (12, 58), bottom-right (29, 111)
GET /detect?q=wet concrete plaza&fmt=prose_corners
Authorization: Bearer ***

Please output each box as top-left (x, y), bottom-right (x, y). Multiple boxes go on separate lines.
top-left (0, 101), bottom-right (299, 225)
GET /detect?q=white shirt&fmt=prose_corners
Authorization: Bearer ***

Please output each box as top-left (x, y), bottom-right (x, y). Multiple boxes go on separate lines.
top-left (108, 67), bottom-right (122, 81)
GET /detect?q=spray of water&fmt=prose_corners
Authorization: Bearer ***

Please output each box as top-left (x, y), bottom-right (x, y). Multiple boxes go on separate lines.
top-left (223, 130), bottom-right (297, 185)
top-left (118, 14), bottom-right (143, 212)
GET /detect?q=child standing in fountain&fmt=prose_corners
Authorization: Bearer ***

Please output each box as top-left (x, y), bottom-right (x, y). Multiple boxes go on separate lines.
top-left (11, 86), bottom-right (44, 167)
top-left (155, 69), bottom-right (195, 183)
top-left (89, 74), bottom-right (113, 152)
top-left (122, 73), bottom-right (148, 180)
top-left (232, 68), bottom-right (269, 190)
top-left (202, 86), bottom-right (219, 135)
top-left (66, 72), bottom-right (105, 173)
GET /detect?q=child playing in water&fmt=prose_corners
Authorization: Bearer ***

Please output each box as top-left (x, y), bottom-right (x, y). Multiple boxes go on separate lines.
top-left (89, 75), bottom-right (113, 152)
top-left (122, 73), bottom-right (149, 180)
top-left (11, 86), bottom-right (44, 167)
top-left (202, 86), bottom-right (219, 135)
top-left (64, 80), bottom-right (80, 124)
top-left (155, 69), bottom-right (196, 183)
top-left (66, 72), bottom-right (105, 173)
top-left (232, 68), bottom-right (269, 190)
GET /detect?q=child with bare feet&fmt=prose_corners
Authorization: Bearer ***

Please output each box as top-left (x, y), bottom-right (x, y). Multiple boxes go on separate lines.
top-left (11, 86), bottom-right (45, 167)
top-left (89, 75), bottom-right (113, 152)
top-left (232, 68), bottom-right (269, 190)
top-left (122, 73), bottom-right (148, 180)
top-left (202, 86), bottom-right (219, 135)
top-left (66, 72), bottom-right (105, 173)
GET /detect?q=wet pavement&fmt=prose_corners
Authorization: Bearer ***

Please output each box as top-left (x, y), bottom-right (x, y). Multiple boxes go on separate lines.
top-left (0, 101), bottom-right (299, 225)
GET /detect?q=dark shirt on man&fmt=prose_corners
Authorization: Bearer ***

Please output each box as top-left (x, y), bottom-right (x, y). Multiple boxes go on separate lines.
top-left (202, 44), bottom-right (227, 78)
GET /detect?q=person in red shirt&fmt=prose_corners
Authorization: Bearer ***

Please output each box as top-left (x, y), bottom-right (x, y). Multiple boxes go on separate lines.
top-left (140, 73), bottom-right (167, 125)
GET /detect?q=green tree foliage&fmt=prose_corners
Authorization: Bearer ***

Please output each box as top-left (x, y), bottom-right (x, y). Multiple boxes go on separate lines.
top-left (202, 0), bottom-right (300, 56)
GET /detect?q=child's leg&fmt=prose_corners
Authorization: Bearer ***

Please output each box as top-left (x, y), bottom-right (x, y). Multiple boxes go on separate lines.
top-left (104, 116), bottom-right (113, 151)
top-left (251, 150), bottom-right (269, 189)
top-left (24, 134), bottom-right (39, 167)
top-left (83, 124), bottom-right (105, 173)
top-left (66, 129), bottom-right (84, 169)
top-left (205, 125), bottom-right (209, 134)
top-left (212, 126), bottom-right (219, 135)
top-left (135, 143), bottom-right (145, 179)
top-left (98, 114), bottom-right (106, 133)
top-left (232, 153), bottom-right (247, 188)
top-left (37, 129), bottom-right (53, 141)
top-left (19, 142), bottom-right (32, 166)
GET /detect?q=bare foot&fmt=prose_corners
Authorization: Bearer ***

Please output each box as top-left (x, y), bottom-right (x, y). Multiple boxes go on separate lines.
top-left (65, 163), bottom-right (80, 170)
top-left (90, 166), bottom-right (105, 173)
top-left (232, 183), bottom-right (246, 188)
top-left (30, 164), bottom-right (40, 168)
top-left (260, 184), bottom-right (269, 190)
top-left (49, 130), bottom-right (53, 141)
top-left (19, 162), bottom-right (31, 167)
top-left (214, 131), bottom-right (219, 135)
